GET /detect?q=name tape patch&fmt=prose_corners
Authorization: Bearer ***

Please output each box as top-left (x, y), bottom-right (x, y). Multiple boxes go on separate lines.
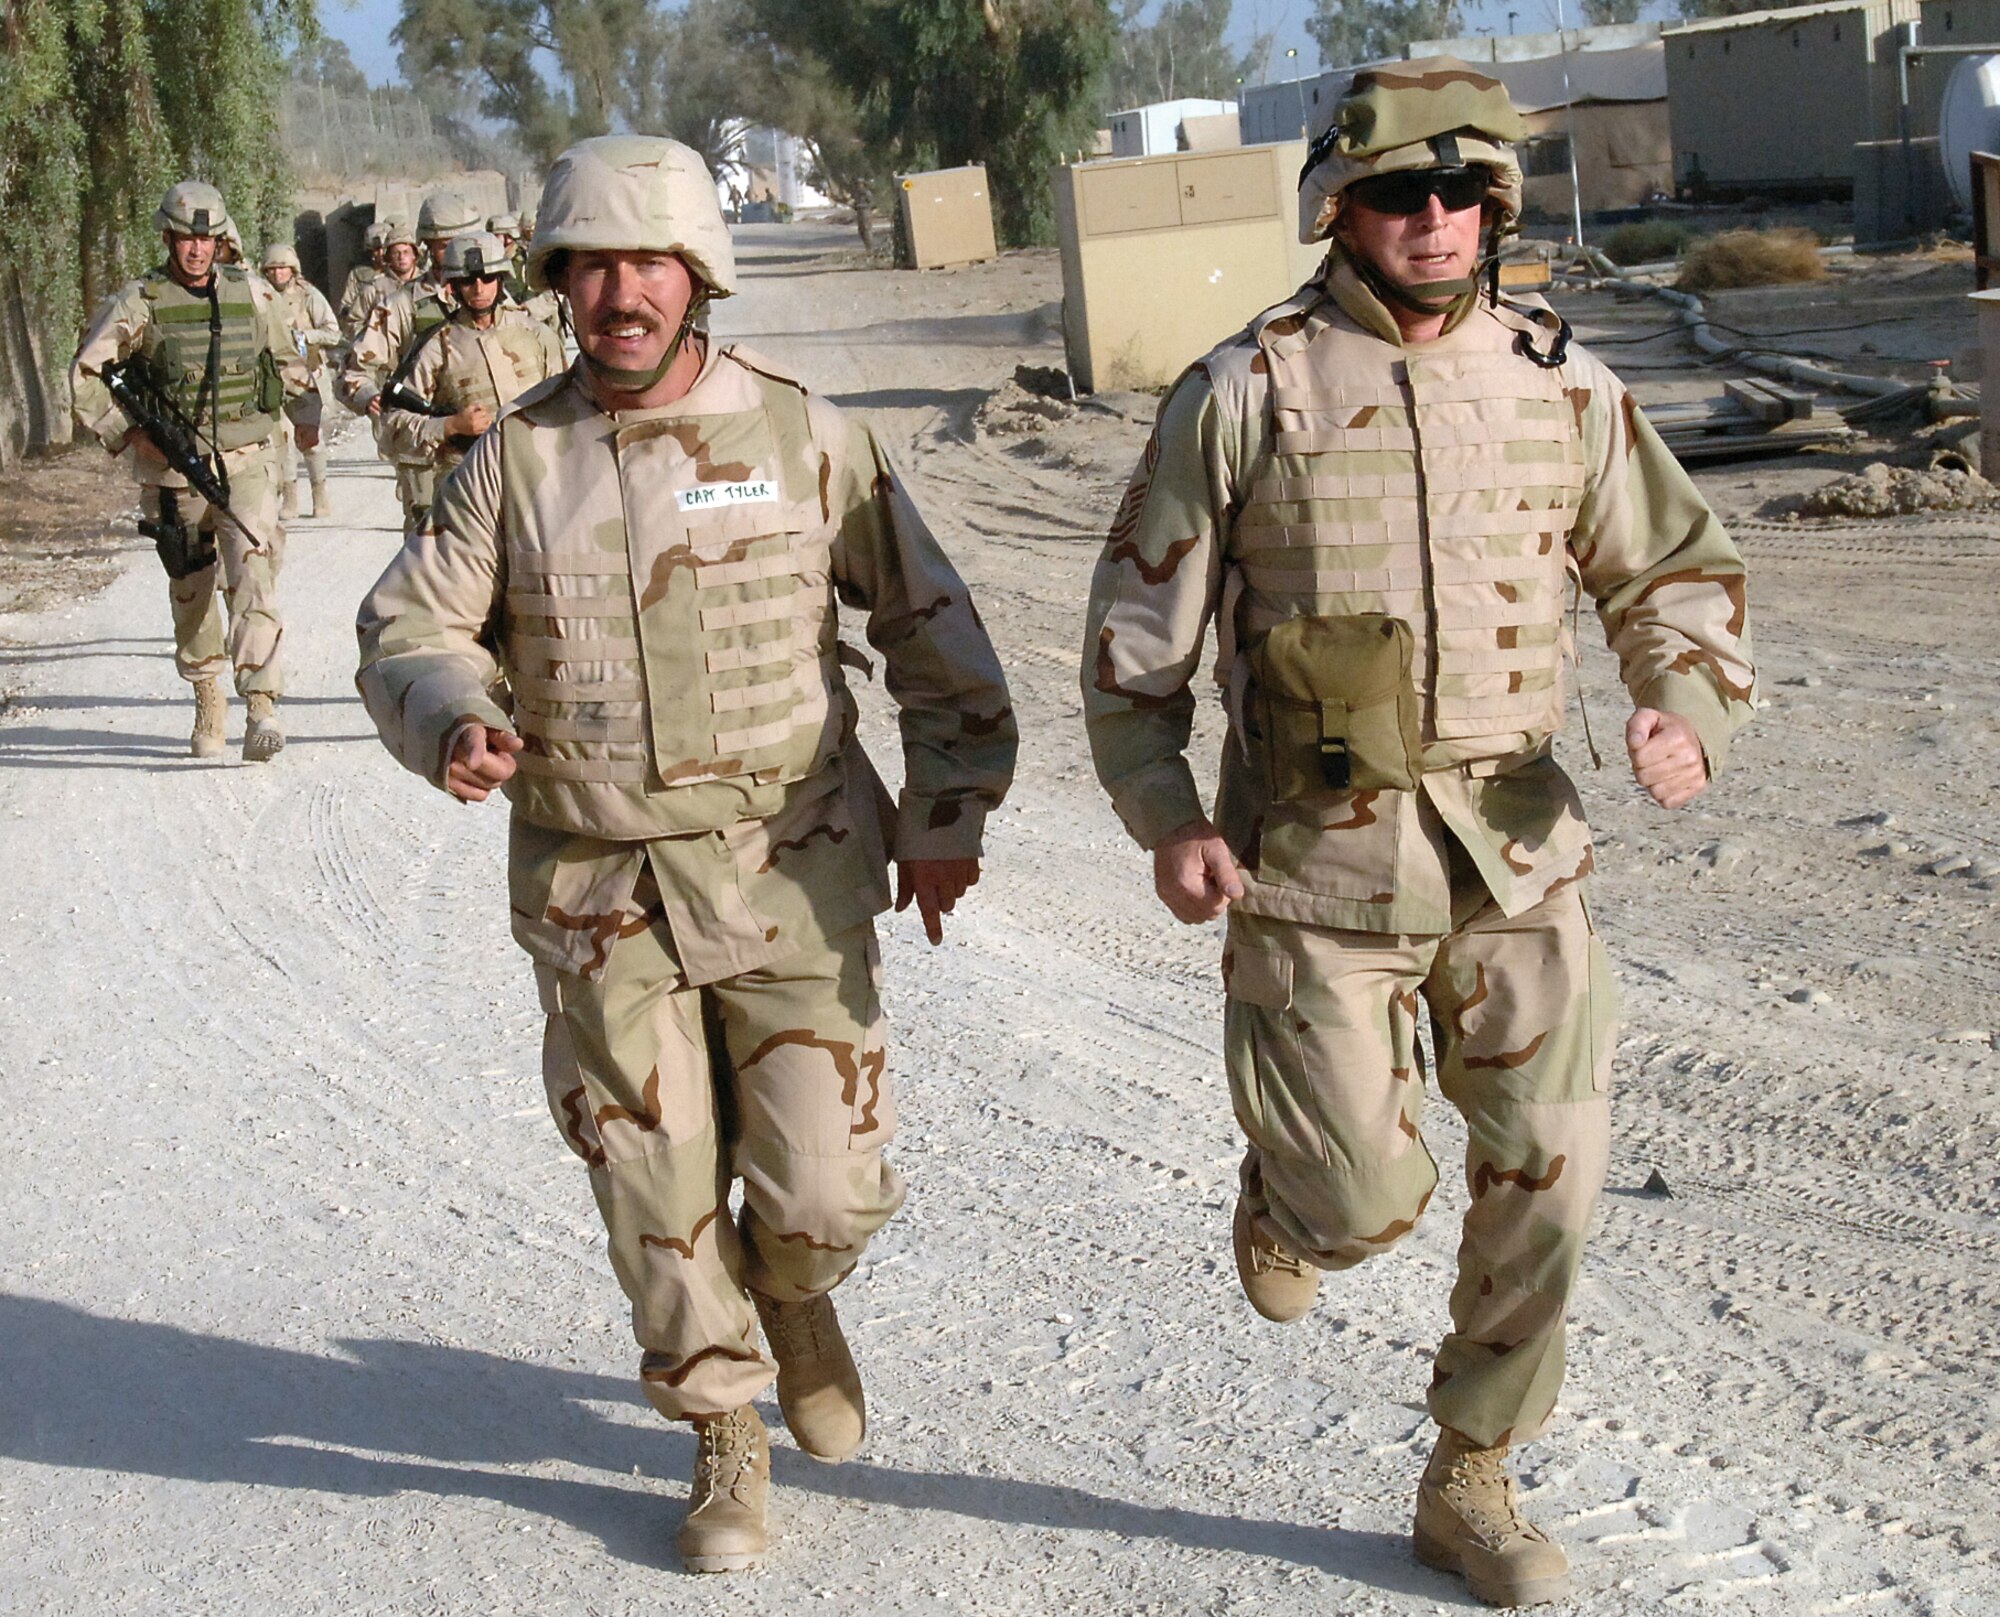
top-left (678, 480), bottom-right (779, 513)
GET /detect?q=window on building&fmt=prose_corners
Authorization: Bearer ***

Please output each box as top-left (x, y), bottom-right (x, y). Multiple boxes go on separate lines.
top-left (1521, 134), bottom-right (1573, 178)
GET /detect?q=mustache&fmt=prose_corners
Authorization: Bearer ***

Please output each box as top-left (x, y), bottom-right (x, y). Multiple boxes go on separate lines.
top-left (591, 308), bottom-right (661, 335)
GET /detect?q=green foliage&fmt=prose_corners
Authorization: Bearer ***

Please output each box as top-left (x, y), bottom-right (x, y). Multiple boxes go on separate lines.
top-left (396, 0), bottom-right (648, 162)
top-left (1305, 0), bottom-right (1461, 68)
top-left (0, 0), bottom-right (312, 455)
top-left (1106, 0), bottom-right (1270, 110)
top-left (1578, 0), bottom-right (1642, 23)
top-left (753, 0), bottom-right (1116, 247)
top-left (624, 0), bottom-right (773, 177)
top-left (1598, 219), bottom-right (1694, 266)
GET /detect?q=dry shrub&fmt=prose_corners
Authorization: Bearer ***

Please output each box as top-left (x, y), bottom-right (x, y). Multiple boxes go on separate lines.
top-left (1676, 228), bottom-right (1827, 292)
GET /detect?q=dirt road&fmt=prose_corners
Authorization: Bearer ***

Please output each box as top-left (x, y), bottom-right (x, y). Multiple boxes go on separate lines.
top-left (1, 224), bottom-right (1994, 1615)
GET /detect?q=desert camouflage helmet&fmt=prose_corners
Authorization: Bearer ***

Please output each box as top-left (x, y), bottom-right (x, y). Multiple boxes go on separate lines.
top-left (381, 218), bottom-right (418, 249)
top-left (261, 242), bottom-right (301, 271)
top-left (364, 220), bottom-right (393, 250)
top-left (527, 135), bottom-right (735, 296)
top-left (487, 211), bottom-right (521, 235)
top-left (416, 190), bottom-right (482, 241)
top-left (156, 180), bottom-right (231, 239)
top-left (441, 231), bottom-right (509, 281)
top-left (1298, 57), bottom-right (1526, 245)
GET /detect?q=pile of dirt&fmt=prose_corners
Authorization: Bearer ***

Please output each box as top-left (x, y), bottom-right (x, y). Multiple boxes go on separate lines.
top-left (1678, 227), bottom-right (1827, 293)
top-left (0, 443), bottom-right (140, 617)
top-left (971, 377), bottom-right (1079, 439)
top-left (1795, 459), bottom-right (2000, 518)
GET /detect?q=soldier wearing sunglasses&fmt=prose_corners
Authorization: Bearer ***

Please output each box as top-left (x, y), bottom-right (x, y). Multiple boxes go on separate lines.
top-left (1081, 58), bottom-right (1755, 1606)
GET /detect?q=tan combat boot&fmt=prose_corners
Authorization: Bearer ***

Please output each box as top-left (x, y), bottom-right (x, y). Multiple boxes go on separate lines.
top-left (310, 479), bottom-right (332, 520)
top-left (1232, 1197), bottom-right (1319, 1322)
top-left (242, 692), bottom-right (285, 762)
top-left (753, 1289), bottom-right (866, 1461)
top-left (676, 1405), bottom-right (770, 1574)
top-left (280, 479), bottom-right (298, 520)
top-left (1413, 1429), bottom-right (1571, 1607)
top-left (189, 677), bottom-right (226, 759)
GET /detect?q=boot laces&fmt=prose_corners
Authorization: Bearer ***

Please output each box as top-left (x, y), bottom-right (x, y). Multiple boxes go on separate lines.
top-left (1250, 1232), bottom-right (1311, 1279)
top-left (1445, 1446), bottom-right (1540, 1543)
top-left (764, 1294), bottom-right (832, 1361)
top-left (693, 1412), bottom-right (759, 1500)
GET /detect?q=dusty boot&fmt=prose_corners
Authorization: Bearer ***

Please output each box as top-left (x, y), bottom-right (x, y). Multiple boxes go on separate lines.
top-left (280, 480), bottom-right (298, 520)
top-left (753, 1289), bottom-right (865, 1461)
top-left (310, 479), bottom-right (332, 520)
top-left (675, 1405), bottom-right (769, 1574)
top-left (242, 692), bottom-right (285, 762)
top-left (1414, 1429), bottom-right (1572, 1607)
top-left (189, 677), bottom-right (226, 759)
top-left (1232, 1197), bottom-right (1318, 1322)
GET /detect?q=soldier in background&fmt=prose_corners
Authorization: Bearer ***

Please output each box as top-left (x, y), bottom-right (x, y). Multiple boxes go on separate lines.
top-left (1080, 61), bottom-right (1755, 1607)
top-left (338, 191), bottom-right (481, 532)
top-left (70, 181), bottom-right (320, 761)
top-left (488, 210), bottom-right (521, 260)
top-left (380, 219), bottom-right (421, 297)
top-left (261, 242), bottom-right (341, 521)
top-left (378, 231), bottom-right (562, 487)
top-left (358, 135), bottom-right (1016, 1576)
top-left (338, 221), bottom-right (393, 337)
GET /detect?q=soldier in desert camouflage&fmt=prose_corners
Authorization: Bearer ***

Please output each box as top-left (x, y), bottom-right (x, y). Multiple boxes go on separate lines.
top-left (69, 180), bottom-right (321, 762)
top-left (377, 231), bottom-right (563, 486)
top-left (338, 192), bottom-right (483, 533)
top-left (260, 242), bottom-right (340, 521)
top-left (1080, 60), bottom-right (1754, 1607)
top-left (338, 220), bottom-right (393, 338)
top-left (358, 136), bottom-right (1015, 1574)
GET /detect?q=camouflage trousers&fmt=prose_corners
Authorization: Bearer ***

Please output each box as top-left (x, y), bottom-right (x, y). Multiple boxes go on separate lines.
top-left (1224, 857), bottom-right (1616, 1448)
top-left (535, 915), bottom-right (905, 1422)
top-left (160, 450), bottom-right (284, 698)
top-left (274, 406), bottom-right (327, 497)
top-left (392, 461), bottom-right (434, 535)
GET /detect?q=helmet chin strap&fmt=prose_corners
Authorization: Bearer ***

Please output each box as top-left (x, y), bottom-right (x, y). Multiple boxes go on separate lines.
top-left (1341, 224), bottom-right (1503, 322)
top-left (581, 293), bottom-right (708, 394)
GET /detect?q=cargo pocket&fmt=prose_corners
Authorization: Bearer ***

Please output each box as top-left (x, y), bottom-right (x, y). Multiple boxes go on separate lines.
top-left (535, 962), bottom-right (607, 1168)
top-left (1223, 943), bottom-right (1313, 1159)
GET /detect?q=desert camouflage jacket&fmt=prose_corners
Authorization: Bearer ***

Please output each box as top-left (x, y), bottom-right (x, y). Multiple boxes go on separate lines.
top-left (358, 342), bottom-right (1017, 983)
top-left (1081, 252), bottom-right (1756, 935)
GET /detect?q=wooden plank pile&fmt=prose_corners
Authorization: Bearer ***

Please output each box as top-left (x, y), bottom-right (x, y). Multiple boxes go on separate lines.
top-left (1647, 378), bottom-right (1854, 463)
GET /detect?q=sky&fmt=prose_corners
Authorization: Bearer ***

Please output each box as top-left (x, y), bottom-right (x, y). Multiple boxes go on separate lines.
top-left (317, 0), bottom-right (1673, 96)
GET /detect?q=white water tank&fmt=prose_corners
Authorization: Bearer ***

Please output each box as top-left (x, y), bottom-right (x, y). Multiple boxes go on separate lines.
top-left (1939, 52), bottom-right (2000, 213)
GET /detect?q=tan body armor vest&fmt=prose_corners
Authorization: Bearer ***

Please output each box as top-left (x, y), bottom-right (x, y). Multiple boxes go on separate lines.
top-left (1228, 294), bottom-right (1586, 774)
top-left (494, 361), bottom-right (847, 834)
top-left (139, 264), bottom-right (280, 452)
top-left (424, 312), bottom-right (558, 473)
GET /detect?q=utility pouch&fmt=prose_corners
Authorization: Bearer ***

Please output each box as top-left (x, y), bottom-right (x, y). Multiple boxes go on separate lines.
top-left (139, 488), bottom-right (217, 581)
top-left (1251, 614), bottom-right (1421, 798)
top-left (254, 348), bottom-right (285, 416)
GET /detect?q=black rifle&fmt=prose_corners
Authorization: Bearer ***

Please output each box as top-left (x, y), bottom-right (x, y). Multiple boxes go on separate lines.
top-left (376, 321), bottom-right (478, 451)
top-left (101, 356), bottom-right (264, 572)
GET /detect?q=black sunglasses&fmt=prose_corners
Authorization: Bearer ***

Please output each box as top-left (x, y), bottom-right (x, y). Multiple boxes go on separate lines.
top-left (1346, 166), bottom-right (1490, 216)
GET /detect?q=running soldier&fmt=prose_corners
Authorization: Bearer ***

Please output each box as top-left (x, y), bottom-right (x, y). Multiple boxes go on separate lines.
top-left (1081, 61), bottom-right (1754, 1606)
top-left (358, 136), bottom-right (1015, 1573)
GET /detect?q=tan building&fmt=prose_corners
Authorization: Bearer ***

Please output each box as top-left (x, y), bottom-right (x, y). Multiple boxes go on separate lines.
top-left (1663, 0), bottom-right (1922, 196)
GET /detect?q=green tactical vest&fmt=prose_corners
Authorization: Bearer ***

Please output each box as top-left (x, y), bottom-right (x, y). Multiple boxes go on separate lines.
top-left (139, 264), bottom-right (283, 452)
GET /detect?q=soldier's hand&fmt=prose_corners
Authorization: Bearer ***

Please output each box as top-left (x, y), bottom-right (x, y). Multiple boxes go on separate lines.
top-left (366, 396), bottom-right (383, 419)
top-left (1626, 707), bottom-right (1708, 810)
top-left (445, 722), bottom-right (524, 803)
top-left (896, 857), bottom-right (981, 945)
top-left (1153, 819), bottom-right (1244, 924)
top-left (448, 403), bottom-right (494, 438)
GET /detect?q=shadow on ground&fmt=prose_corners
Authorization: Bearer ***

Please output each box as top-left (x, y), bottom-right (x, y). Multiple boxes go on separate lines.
top-left (0, 1294), bottom-right (1460, 1599)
